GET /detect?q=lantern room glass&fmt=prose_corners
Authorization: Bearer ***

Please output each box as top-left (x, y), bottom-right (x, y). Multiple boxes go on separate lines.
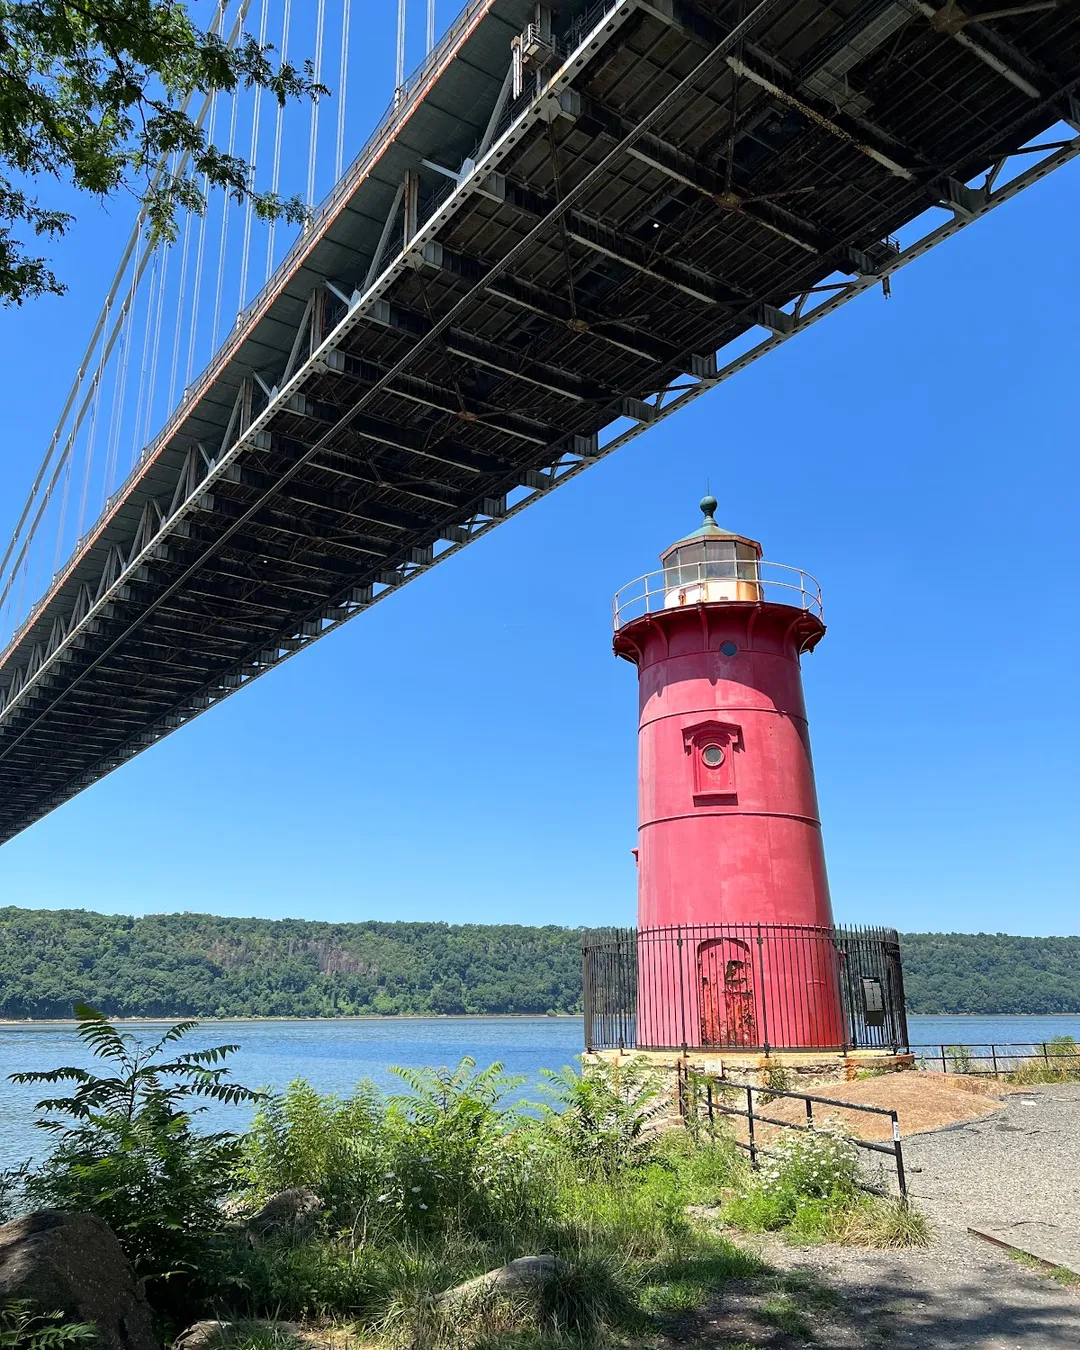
top-left (663, 539), bottom-right (760, 589)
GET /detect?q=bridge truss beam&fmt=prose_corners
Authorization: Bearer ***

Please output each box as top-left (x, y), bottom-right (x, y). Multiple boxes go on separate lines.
top-left (0, 0), bottom-right (1078, 841)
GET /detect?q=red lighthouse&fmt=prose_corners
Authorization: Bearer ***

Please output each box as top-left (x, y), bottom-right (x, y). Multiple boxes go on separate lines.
top-left (613, 498), bottom-right (844, 1050)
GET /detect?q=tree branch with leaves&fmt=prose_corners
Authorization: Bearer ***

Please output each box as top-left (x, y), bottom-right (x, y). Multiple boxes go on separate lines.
top-left (0, 0), bottom-right (325, 304)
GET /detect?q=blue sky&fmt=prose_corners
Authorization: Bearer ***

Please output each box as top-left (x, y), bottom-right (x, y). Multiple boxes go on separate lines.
top-left (0, 3), bottom-right (1077, 937)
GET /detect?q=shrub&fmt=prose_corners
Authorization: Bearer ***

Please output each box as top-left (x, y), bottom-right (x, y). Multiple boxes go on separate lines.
top-left (535, 1057), bottom-right (669, 1176)
top-left (11, 1006), bottom-right (259, 1319)
top-left (726, 1123), bottom-right (860, 1234)
top-left (241, 1078), bottom-right (386, 1221)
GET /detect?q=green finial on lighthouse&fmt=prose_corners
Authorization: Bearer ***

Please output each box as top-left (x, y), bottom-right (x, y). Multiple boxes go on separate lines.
top-left (700, 493), bottom-right (718, 525)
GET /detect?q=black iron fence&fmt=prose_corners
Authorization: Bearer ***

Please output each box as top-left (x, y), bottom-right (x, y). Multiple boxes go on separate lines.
top-left (912, 1042), bottom-right (1080, 1077)
top-left (582, 923), bottom-right (908, 1054)
top-left (679, 1067), bottom-right (908, 1197)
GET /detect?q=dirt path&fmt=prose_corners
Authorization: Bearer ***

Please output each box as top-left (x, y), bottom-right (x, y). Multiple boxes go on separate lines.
top-left (677, 1083), bottom-right (1080, 1348)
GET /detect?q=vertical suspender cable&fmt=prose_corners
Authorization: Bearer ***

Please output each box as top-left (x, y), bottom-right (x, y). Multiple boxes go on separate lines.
top-left (335, 0), bottom-right (351, 182)
top-left (186, 92), bottom-right (219, 386)
top-left (76, 345), bottom-right (107, 541)
top-left (51, 439), bottom-right (75, 575)
top-left (0, 0), bottom-right (231, 603)
top-left (307, 0), bottom-right (327, 208)
top-left (0, 2), bottom-right (255, 630)
top-left (103, 265), bottom-right (139, 507)
top-left (266, 0), bottom-right (293, 279)
top-left (427, 0), bottom-right (435, 53)
top-left (396, 0), bottom-right (407, 98)
top-left (239, 0), bottom-right (271, 312)
top-left (129, 247), bottom-right (161, 467)
top-left (169, 210), bottom-right (196, 411)
top-left (211, 85), bottom-right (241, 349)
top-left (142, 238), bottom-right (172, 455)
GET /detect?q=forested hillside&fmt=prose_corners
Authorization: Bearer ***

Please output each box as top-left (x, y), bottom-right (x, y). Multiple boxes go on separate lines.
top-left (0, 907), bottom-right (1077, 1017)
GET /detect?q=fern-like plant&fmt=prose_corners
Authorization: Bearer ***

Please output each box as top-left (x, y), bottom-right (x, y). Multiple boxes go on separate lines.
top-left (11, 1005), bottom-right (260, 1318)
top-left (536, 1057), bottom-right (669, 1175)
top-left (0, 1302), bottom-right (95, 1350)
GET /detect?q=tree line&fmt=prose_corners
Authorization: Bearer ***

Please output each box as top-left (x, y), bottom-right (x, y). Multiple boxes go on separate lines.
top-left (0, 907), bottom-right (1077, 1018)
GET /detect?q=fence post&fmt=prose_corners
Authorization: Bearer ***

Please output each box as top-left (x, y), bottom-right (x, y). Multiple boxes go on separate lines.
top-left (746, 1084), bottom-right (757, 1167)
top-left (707, 1082), bottom-right (715, 1131)
top-left (991, 1044), bottom-right (998, 1078)
top-left (805, 1097), bottom-right (814, 1127)
top-left (1044, 1042), bottom-right (1051, 1065)
top-left (890, 1110), bottom-right (907, 1198)
top-left (941, 1045), bottom-right (947, 1074)
top-left (677, 931), bottom-right (688, 1056)
top-left (755, 927), bottom-right (770, 1053)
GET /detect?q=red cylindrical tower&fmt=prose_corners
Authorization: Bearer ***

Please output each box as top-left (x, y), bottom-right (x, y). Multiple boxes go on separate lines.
top-left (614, 498), bottom-right (843, 1049)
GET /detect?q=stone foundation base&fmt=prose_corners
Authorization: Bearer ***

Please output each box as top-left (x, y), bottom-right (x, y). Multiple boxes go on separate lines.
top-left (586, 1046), bottom-right (915, 1091)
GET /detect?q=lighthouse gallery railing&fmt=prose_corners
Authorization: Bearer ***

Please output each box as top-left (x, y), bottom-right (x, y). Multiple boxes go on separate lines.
top-left (582, 923), bottom-right (909, 1055)
top-left (613, 560), bottom-right (824, 630)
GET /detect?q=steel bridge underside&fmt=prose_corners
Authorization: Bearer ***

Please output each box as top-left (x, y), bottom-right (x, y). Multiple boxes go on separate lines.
top-left (1, 0), bottom-right (1078, 843)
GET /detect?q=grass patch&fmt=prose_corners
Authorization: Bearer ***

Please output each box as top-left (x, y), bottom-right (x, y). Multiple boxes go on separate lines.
top-left (1008, 1249), bottom-right (1080, 1288)
top-left (758, 1294), bottom-right (814, 1340)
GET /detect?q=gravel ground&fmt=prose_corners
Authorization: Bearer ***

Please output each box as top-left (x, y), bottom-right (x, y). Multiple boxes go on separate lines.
top-left (681, 1083), bottom-right (1080, 1349)
top-left (901, 1082), bottom-right (1080, 1256)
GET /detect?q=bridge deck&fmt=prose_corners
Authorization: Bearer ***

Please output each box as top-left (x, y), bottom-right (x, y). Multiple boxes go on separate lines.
top-left (1, 0), bottom-right (1078, 842)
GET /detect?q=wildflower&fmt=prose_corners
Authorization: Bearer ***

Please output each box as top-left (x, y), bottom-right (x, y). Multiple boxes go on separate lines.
top-left (410, 1186), bottom-right (422, 1193)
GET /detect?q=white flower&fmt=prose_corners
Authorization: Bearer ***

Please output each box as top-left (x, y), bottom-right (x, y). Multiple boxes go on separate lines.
top-left (410, 1186), bottom-right (421, 1193)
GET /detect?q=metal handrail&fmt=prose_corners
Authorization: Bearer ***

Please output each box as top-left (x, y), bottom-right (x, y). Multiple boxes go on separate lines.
top-left (612, 559), bottom-right (823, 629)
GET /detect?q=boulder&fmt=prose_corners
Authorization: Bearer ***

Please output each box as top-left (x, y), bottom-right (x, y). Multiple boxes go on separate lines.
top-left (245, 1189), bottom-right (322, 1244)
top-left (173, 1321), bottom-right (300, 1350)
top-left (0, 1210), bottom-right (158, 1350)
top-left (438, 1255), bottom-right (569, 1307)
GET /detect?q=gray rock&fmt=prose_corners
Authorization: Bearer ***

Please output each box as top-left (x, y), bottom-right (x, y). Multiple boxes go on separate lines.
top-left (173, 1321), bottom-right (300, 1350)
top-left (438, 1255), bottom-right (569, 1307)
top-left (245, 1189), bottom-right (322, 1244)
top-left (0, 1210), bottom-right (158, 1350)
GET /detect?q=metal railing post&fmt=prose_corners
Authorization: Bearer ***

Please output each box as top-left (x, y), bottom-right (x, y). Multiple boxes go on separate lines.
top-left (746, 1084), bottom-right (757, 1167)
top-left (890, 1110), bottom-right (907, 1197)
top-left (677, 929), bottom-right (688, 1056)
top-left (755, 927), bottom-right (770, 1053)
top-left (991, 1044), bottom-right (998, 1078)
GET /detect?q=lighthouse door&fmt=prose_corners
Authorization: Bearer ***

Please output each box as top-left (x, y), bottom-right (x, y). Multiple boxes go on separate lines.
top-left (697, 938), bottom-right (757, 1047)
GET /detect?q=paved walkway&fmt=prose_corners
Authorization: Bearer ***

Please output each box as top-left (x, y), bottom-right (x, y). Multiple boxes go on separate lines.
top-left (685, 1083), bottom-right (1080, 1349)
top-left (902, 1082), bottom-right (1080, 1274)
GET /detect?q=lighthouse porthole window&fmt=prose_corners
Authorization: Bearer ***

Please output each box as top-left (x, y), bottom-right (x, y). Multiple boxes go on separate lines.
top-left (720, 641), bottom-right (738, 657)
top-left (702, 744), bottom-right (725, 768)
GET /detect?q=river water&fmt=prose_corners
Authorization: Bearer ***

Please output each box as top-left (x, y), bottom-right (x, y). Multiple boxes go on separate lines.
top-left (2, 1013), bottom-right (1078, 1168)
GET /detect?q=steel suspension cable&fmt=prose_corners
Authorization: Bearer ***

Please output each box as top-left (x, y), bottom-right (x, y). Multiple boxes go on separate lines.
top-left (0, 3), bottom-right (232, 597)
top-left (266, 0), bottom-right (293, 279)
top-left (211, 85), bottom-right (242, 349)
top-left (142, 239), bottom-right (173, 456)
top-left (0, 1), bottom-right (242, 618)
top-left (129, 247), bottom-right (160, 468)
top-left (102, 267), bottom-right (139, 508)
top-left (335, 0), bottom-right (351, 182)
top-left (168, 209), bottom-right (196, 411)
top-left (185, 91), bottom-right (219, 387)
top-left (307, 0), bottom-right (327, 209)
top-left (396, 0), bottom-right (407, 97)
top-left (239, 0), bottom-right (271, 313)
